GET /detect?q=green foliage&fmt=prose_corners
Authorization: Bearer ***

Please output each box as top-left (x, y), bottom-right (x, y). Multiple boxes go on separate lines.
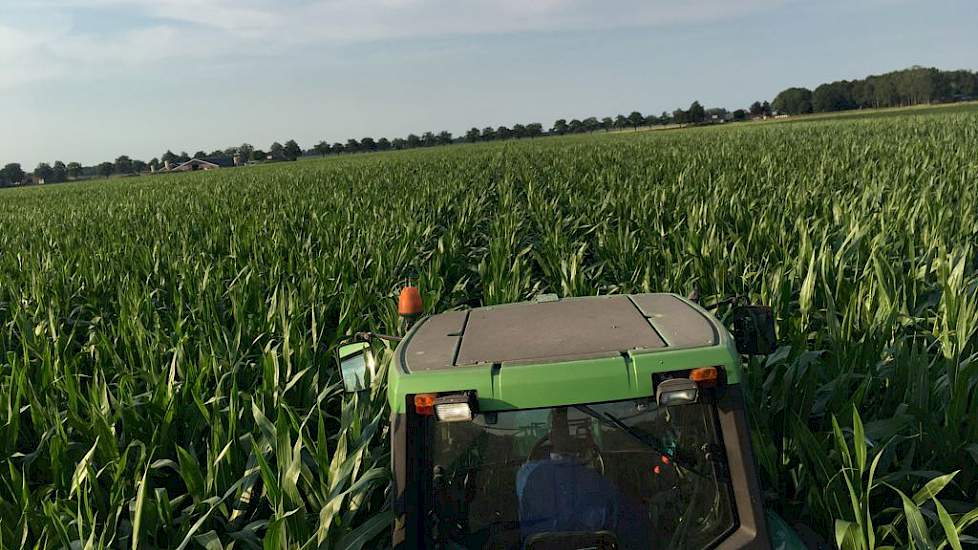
top-left (96, 161), bottom-right (114, 177)
top-left (283, 140), bottom-right (302, 161)
top-left (1, 162), bottom-right (24, 184)
top-left (773, 87), bottom-right (814, 115)
top-left (829, 409), bottom-right (978, 550)
top-left (114, 155), bottom-right (133, 175)
top-left (2, 107), bottom-right (978, 547)
top-left (66, 162), bottom-right (83, 179)
top-left (799, 66), bottom-right (978, 113)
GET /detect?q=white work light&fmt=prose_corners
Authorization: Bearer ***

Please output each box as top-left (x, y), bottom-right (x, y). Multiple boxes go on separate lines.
top-left (433, 392), bottom-right (478, 422)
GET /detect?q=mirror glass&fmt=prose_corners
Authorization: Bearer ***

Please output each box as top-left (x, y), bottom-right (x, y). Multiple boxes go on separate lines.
top-left (338, 342), bottom-right (372, 392)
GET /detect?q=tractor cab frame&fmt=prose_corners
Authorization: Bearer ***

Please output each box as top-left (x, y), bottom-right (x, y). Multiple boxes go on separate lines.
top-left (339, 293), bottom-right (804, 550)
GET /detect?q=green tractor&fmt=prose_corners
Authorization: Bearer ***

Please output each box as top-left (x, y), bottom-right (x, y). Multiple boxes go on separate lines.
top-left (338, 291), bottom-right (808, 549)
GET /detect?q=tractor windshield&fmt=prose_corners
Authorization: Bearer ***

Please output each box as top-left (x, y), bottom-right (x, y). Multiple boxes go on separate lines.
top-left (426, 398), bottom-right (737, 549)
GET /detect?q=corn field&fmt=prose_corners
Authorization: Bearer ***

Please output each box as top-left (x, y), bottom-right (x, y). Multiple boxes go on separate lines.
top-left (2, 108), bottom-right (978, 548)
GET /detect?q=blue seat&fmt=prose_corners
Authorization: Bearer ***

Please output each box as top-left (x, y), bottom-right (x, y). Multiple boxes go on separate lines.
top-left (516, 458), bottom-right (647, 549)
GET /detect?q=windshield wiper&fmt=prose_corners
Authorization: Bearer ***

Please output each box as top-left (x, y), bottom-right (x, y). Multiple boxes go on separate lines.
top-left (573, 405), bottom-right (711, 480)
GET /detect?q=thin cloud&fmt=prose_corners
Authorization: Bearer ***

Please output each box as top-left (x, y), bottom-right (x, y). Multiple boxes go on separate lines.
top-left (1, 0), bottom-right (781, 88)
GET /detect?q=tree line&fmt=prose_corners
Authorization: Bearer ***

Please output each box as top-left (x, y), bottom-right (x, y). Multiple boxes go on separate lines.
top-left (0, 140), bottom-right (305, 186)
top-left (309, 102), bottom-right (754, 157)
top-left (772, 66), bottom-right (978, 115)
top-left (0, 100), bottom-right (772, 186)
top-left (308, 102), bottom-right (772, 156)
top-left (3, 66), bottom-right (975, 188)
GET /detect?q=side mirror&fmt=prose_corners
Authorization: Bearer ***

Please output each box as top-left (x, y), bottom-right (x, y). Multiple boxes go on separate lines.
top-left (732, 305), bottom-right (776, 355)
top-left (337, 342), bottom-right (375, 393)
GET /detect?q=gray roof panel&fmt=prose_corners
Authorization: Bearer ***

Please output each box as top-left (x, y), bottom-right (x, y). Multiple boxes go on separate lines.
top-left (456, 295), bottom-right (664, 366)
top-left (402, 310), bottom-right (468, 372)
top-left (630, 293), bottom-right (718, 348)
top-left (399, 293), bottom-right (719, 373)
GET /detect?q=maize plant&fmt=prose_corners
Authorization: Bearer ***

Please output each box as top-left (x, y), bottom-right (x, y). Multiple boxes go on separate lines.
top-left (2, 105), bottom-right (978, 547)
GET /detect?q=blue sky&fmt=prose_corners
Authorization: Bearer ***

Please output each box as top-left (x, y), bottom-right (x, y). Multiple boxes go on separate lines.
top-left (2, 0), bottom-right (976, 166)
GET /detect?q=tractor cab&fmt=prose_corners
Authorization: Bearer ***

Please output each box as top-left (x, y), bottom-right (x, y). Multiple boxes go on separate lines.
top-left (339, 293), bottom-right (805, 549)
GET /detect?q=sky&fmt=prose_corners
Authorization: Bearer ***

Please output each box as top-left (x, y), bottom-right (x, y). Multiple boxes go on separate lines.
top-left (1, 0), bottom-right (976, 167)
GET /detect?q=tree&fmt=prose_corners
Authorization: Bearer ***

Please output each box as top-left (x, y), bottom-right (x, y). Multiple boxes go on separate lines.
top-left (377, 137), bottom-right (391, 151)
top-left (392, 138), bottom-right (407, 150)
top-left (749, 101), bottom-right (764, 117)
top-left (496, 126), bottom-right (512, 140)
top-left (732, 109), bottom-right (748, 121)
top-left (568, 119), bottom-right (584, 133)
top-left (941, 69), bottom-right (977, 99)
top-left (345, 139), bottom-right (360, 153)
top-left (512, 124), bottom-right (527, 138)
top-left (252, 150), bottom-right (267, 161)
top-left (421, 132), bottom-right (436, 147)
top-left (465, 128), bottom-right (481, 143)
top-left (283, 139), bottom-right (302, 160)
top-left (687, 101), bottom-right (706, 123)
top-left (115, 155), bottom-right (133, 174)
top-left (132, 159), bottom-right (147, 173)
top-left (331, 142), bottom-right (344, 154)
top-left (51, 161), bottom-right (67, 183)
top-left (614, 115), bottom-right (628, 130)
top-left (601, 117), bottom-right (613, 131)
top-left (772, 87), bottom-right (813, 115)
top-left (672, 108), bottom-right (688, 125)
top-left (406, 134), bottom-right (421, 148)
top-left (162, 150), bottom-right (178, 163)
top-left (313, 140), bottom-right (330, 157)
top-left (525, 123), bottom-right (543, 137)
top-left (192, 151), bottom-right (208, 160)
top-left (66, 162), bottom-right (83, 179)
top-left (360, 137), bottom-right (377, 151)
top-left (627, 111), bottom-right (644, 130)
top-left (583, 117), bottom-right (600, 133)
top-left (436, 131), bottom-right (453, 145)
top-left (2, 163), bottom-right (24, 184)
top-left (269, 142), bottom-right (284, 160)
top-left (480, 127), bottom-right (495, 141)
top-left (209, 150), bottom-right (224, 157)
top-left (238, 143), bottom-right (255, 160)
top-left (552, 119), bottom-right (569, 135)
top-left (178, 152), bottom-right (191, 162)
top-left (97, 162), bottom-right (114, 178)
top-left (761, 101), bottom-right (772, 116)
top-left (34, 162), bottom-right (54, 183)
top-left (812, 82), bottom-right (854, 112)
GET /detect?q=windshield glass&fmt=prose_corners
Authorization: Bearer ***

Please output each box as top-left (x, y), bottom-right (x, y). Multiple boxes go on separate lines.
top-left (426, 398), bottom-right (736, 549)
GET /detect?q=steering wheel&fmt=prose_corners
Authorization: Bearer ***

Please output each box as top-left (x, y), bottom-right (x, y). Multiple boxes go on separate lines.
top-left (527, 435), bottom-right (606, 475)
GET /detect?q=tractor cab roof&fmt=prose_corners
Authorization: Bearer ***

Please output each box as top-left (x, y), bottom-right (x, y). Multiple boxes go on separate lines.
top-left (399, 293), bottom-right (720, 373)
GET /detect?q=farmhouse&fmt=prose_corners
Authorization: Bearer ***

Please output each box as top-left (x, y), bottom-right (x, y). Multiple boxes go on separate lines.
top-left (163, 157), bottom-right (232, 172)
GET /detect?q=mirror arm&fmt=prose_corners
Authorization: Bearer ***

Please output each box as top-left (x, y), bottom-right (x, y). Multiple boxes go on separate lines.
top-left (354, 330), bottom-right (403, 343)
top-left (704, 295), bottom-right (743, 311)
